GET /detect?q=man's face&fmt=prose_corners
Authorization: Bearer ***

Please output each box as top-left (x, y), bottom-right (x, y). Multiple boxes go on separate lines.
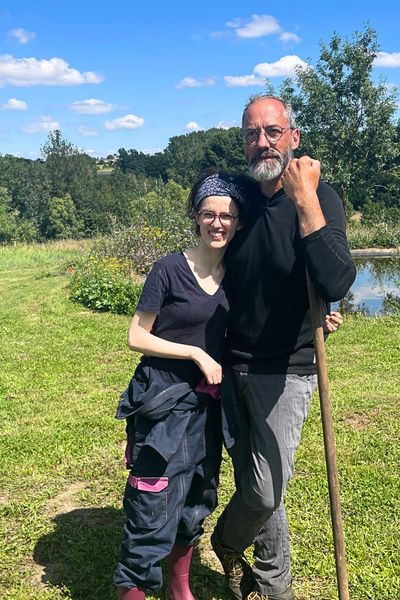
top-left (243, 99), bottom-right (299, 183)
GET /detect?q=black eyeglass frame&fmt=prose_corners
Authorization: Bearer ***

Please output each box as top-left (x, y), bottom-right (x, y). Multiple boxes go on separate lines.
top-left (242, 125), bottom-right (294, 145)
top-left (196, 210), bottom-right (239, 225)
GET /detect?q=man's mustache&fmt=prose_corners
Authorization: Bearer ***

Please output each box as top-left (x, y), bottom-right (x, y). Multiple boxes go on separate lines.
top-left (250, 149), bottom-right (281, 164)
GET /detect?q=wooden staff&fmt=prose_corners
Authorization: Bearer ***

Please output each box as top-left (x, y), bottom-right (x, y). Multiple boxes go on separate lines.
top-left (306, 271), bottom-right (350, 600)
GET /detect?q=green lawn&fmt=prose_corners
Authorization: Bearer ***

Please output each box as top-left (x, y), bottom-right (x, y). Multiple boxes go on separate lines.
top-left (0, 242), bottom-right (399, 599)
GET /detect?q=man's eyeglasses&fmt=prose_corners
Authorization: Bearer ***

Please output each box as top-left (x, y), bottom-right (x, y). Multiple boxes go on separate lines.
top-left (197, 210), bottom-right (239, 226)
top-left (243, 126), bottom-right (293, 146)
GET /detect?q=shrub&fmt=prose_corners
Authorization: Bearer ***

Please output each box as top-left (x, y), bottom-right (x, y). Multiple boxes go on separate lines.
top-left (68, 178), bottom-right (197, 313)
top-left (383, 292), bottom-right (400, 314)
top-left (347, 221), bottom-right (400, 249)
top-left (69, 255), bottom-right (143, 314)
top-left (95, 217), bottom-right (195, 275)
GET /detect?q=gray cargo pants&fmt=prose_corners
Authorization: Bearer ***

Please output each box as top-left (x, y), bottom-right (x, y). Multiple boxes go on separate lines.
top-left (215, 369), bottom-right (317, 596)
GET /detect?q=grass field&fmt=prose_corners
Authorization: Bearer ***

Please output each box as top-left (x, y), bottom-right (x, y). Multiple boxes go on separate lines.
top-left (0, 242), bottom-right (399, 599)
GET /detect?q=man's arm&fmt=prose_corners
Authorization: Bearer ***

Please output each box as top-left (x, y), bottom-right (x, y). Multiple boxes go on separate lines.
top-left (282, 155), bottom-right (356, 302)
top-left (301, 182), bottom-right (356, 301)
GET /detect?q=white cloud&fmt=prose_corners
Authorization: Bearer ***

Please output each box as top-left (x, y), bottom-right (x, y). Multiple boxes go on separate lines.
top-left (224, 74), bottom-right (264, 87)
top-left (1, 97), bottom-right (27, 110)
top-left (228, 14), bottom-right (281, 39)
top-left (176, 76), bottom-right (216, 89)
top-left (254, 55), bottom-right (308, 77)
top-left (8, 28), bottom-right (35, 44)
top-left (23, 116), bottom-right (60, 134)
top-left (225, 55), bottom-right (308, 87)
top-left (69, 98), bottom-right (115, 114)
top-left (78, 126), bottom-right (99, 137)
top-left (373, 52), bottom-right (400, 67)
top-left (226, 15), bottom-right (300, 44)
top-left (280, 32), bottom-right (301, 43)
top-left (0, 54), bottom-right (103, 87)
top-left (185, 121), bottom-right (202, 132)
top-left (104, 114), bottom-right (144, 131)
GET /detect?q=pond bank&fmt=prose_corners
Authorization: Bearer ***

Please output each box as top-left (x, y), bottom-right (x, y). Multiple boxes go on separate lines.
top-left (351, 248), bottom-right (399, 257)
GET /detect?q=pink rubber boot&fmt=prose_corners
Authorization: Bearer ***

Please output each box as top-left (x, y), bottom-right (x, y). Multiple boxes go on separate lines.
top-left (165, 545), bottom-right (196, 600)
top-left (117, 586), bottom-right (146, 599)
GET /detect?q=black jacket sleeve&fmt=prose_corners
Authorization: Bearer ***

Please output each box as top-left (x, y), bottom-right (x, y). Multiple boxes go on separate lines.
top-left (300, 182), bottom-right (356, 302)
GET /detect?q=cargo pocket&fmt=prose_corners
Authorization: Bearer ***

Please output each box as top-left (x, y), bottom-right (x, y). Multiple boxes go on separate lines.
top-left (123, 475), bottom-right (169, 530)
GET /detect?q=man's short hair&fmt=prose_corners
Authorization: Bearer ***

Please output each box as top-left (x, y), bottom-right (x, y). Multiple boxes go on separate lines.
top-left (242, 94), bottom-right (297, 129)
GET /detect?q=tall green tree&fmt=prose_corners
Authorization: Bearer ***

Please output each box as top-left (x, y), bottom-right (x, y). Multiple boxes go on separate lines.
top-left (41, 130), bottom-right (98, 232)
top-left (201, 127), bottom-right (247, 175)
top-left (42, 194), bottom-right (84, 240)
top-left (164, 128), bottom-right (246, 186)
top-left (0, 186), bottom-right (18, 242)
top-left (278, 25), bottom-right (400, 210)
top-left (164, 131), bottom-right (208, 186)
top-left (0, 154), bottom-right (50, 233)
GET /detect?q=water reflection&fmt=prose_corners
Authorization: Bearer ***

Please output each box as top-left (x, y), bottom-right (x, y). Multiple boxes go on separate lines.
top-left (332, 255), bottom-right (400, 315)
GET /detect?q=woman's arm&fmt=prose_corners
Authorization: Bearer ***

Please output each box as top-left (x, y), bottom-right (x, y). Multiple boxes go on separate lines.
top-left (128, 310), bottom-right (223, 384)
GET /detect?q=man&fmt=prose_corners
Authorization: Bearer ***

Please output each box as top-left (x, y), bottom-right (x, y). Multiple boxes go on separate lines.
top-left (211, 95), bottom-right (356, 600)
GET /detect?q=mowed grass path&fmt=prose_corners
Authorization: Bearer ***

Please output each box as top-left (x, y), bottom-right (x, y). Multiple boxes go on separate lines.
top-left (0, 243), bottom-right (399, 599)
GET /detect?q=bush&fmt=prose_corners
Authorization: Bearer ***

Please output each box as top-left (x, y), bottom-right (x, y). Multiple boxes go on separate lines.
top-left (347, 221), bottom-right (400, 249)
top-left (95, 217), bottom-right (195, 275)
top-left (383, 289), bottom-right (400, 314)
top-left (69, 255), bottom-right (143, 314)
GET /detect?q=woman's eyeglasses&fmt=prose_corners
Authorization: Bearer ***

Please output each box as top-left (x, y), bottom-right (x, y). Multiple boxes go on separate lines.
top-left (197, 211), bottom-right (239, 226)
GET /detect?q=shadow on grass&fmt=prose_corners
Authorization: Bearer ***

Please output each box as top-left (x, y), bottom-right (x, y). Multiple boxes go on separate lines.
top-left (33, 507), bottom-right (228, 599)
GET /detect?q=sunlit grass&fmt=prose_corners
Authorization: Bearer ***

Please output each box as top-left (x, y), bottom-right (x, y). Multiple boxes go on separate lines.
top-left (0, 245), bottom-right (399, 599)
top-left (0, 239), bottom-right (92, 270)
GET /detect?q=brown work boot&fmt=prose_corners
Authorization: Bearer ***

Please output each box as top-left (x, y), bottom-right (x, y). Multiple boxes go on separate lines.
top-left (210, 531), bottom-right (255, 600)
top-left (247, 585), bottom-right (295, 600)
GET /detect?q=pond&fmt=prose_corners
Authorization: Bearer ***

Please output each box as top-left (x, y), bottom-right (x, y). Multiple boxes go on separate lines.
top-left (331, 254), bottom-right (400, 315)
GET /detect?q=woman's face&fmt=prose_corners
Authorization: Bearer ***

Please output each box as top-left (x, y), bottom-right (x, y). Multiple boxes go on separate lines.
top-left (195, 195), bottom-right (241, 249)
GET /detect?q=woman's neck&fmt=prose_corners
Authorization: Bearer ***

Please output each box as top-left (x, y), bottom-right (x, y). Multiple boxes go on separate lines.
top-left (185, 242), bottom-right (226, 275)
top-left (183, 243), bottom-right (227, 293)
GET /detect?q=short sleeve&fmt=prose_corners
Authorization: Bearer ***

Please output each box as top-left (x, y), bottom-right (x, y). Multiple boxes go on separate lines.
top-left (136, 260), bottom-right (169, 314)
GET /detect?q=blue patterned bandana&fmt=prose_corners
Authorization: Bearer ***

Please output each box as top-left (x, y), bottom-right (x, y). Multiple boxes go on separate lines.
top-left (193, 174), bottom-right (246, 211)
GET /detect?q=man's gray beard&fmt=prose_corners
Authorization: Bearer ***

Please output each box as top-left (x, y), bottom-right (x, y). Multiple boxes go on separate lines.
top-left (249, 147), bottom-right (293, 182)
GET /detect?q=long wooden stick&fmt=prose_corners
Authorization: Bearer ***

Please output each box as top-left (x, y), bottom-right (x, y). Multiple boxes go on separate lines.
top-left (306, 271), bottom-right (350, 600)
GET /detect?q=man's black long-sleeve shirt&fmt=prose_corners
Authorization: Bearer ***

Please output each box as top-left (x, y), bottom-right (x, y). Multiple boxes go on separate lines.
top-left (224, 181), bottom-right (356, 374)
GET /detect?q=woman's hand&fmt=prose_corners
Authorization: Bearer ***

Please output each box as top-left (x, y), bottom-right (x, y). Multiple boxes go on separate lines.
top-left (325, 311), bottom-right (343, 332)
top-left (191, 348), bottom-right (222, 384)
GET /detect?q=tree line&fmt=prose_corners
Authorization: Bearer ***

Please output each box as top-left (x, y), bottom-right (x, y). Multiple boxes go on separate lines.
top-left (0, 26), bottom-right (399, 243)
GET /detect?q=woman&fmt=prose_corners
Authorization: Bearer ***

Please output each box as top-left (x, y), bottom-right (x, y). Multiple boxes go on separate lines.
top-left (113, 171), bottom-right (247, 600)
top-left (113, 171), bottom-right (343, 599)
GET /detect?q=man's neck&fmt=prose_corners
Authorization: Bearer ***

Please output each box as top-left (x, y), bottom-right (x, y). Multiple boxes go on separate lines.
top-left (259, 178), bottom-right (283, 199)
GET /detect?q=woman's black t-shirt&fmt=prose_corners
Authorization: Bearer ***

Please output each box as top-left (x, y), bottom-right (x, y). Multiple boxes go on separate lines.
top-left (136, 252), bottom-right (231, 387)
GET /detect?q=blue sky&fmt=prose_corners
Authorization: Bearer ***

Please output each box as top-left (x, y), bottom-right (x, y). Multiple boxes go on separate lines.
top-left (1, 1), bottom-right (400, 159)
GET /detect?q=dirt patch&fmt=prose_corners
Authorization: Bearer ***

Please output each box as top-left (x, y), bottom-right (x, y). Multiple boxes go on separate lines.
top-left (46, 481), bottom-right (87, 516)
top-left (341, 408), bottom-right (380, 430)
top-left (0, 493), bottom-right (9, 505)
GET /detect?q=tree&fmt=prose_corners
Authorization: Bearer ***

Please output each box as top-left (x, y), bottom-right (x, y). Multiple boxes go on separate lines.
top-left (278, 25), bottom-right (400, 210)
top-left (41, 130), bottom-right (98, 233)
top-left (164, 131), bottom-right (208, 186)
top-left (164, 128), bottom-right (246, 186)
top-left (0, 187), bottom-right (18, 243)
top-left (42, 194), bottom-right (84, 240)
top-left (0, 154), bottom-right (50, 234)
top-left (201, 128), bottom-right (247, 175)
